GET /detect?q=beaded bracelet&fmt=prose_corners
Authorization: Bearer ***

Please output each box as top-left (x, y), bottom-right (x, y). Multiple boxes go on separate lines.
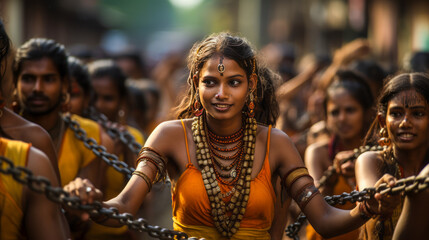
top-left (132, 170), bottom-right (152, 192)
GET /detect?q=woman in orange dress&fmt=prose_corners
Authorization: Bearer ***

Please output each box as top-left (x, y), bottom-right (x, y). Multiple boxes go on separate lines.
top-left (66, 32), bottom-right (395, 240)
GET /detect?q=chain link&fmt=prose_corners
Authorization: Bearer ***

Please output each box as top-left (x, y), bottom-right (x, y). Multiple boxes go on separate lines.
top-left (62, 114), bottom-right (135, 179)
top-left (85, 107), bottom-right (142, 155)
top-left (285, 174), bottom-right (429, 239)
top-left (0, 155), bottom-right (205, 240)
top-left (286, 145), bottom-right (403, 240)
top-left (317, 145), bottom-right (385, 188)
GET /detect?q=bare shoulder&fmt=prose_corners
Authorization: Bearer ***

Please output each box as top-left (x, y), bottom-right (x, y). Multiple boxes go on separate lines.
top-left (304, 140), bottom-right (329, 164)
top-left (356, 150), bottom-right (383, 169)
top-left (268, 126), bottom-right (294, 147)
top-left (4, 109), bottom-right (52, 142)
top-left (26, 146), bottom-right (59, 186)
top-left (305, 140), bottom-right (329, 156)
top-left (145, 119), bottom-right (190, 154)
top-left (268, 126), bottom-right (304, 168)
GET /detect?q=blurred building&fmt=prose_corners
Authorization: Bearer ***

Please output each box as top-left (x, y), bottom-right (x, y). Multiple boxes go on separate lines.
top-left (1, 0), bottom-right (107, 50)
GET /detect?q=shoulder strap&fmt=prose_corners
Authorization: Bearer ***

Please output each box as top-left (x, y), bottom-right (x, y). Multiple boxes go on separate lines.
top-left (264, 125), bottom-right (272, 160)
top-left (180, 120), bottom-right (192, 165)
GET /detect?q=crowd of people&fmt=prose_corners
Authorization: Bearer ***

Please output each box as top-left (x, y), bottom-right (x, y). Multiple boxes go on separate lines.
top-left (1, 16), bottom-right (429, 240)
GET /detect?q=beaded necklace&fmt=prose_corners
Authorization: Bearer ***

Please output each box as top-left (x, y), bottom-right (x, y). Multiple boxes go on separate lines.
top-left (192, 114), bottom-right (257, 237)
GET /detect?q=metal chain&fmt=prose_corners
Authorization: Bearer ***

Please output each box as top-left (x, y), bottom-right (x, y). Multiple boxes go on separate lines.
top-left (317, 145), bottom-right (385, 188)
top-left (0, 155), bottom-right (204, 240)
top-left (85, 107), bottom-right (142, 155)
top-left (286, 145), bottom-right (392, 240)
top-left (285, 174), bottom-right (429, 239)
top-left (62, 114), bottom-right (135, 179)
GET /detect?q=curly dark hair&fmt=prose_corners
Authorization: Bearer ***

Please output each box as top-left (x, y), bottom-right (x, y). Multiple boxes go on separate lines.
top-left (174, 32), bottom-right (279, 126)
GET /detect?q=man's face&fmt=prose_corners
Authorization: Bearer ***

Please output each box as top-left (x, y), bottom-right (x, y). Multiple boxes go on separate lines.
top-left (17, 57), bottom-right (65, 115)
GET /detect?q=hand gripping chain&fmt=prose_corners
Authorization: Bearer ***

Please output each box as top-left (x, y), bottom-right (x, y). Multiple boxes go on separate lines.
top-left (85, 107), bottom-right (142, 155)
top-left (62, 114), bottom-right (135, 179)
top-left (0, 155), bottom-right (205, 240)
top-left (317, 145), bottom-right (384, 188)
top-left (285, 175), bottom-right (429, 239)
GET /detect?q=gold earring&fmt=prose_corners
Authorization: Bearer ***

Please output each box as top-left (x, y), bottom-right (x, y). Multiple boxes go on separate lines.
top-left (247, 91), bottom-right (255, 118)
top-left (193, 90), bottom-right (204, 117)
top-left (378, 127), bottom-right (391, 146)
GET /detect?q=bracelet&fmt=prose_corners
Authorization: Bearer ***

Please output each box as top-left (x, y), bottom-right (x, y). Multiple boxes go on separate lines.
top-left (282, 167), bottom-right (312, 194)
top-left (293, 183), bottom-right (320, 210)
top-left (132, 170), bottom-right (152, 192)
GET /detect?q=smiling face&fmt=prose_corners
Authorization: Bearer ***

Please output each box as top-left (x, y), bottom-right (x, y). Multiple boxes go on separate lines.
top-left (17, 57), bottom-right (65, 115)
top-left (385, 89), bottom-right (429, 151)
top-left (198, 55), bottom-right (254, 122)
top-left (326, 87), bottom-right (365, 141)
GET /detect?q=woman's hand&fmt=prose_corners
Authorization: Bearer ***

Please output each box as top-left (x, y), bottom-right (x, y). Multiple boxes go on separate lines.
top-left (367, 174), bottom-right (401, 218)
top-left (333, 150), bottom-right (356, 179)
top-left (64, 177), bottom-right (103, 221)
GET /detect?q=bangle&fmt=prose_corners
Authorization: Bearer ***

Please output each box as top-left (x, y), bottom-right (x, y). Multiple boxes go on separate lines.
top-left (132, 170), bottom-right (152, 192)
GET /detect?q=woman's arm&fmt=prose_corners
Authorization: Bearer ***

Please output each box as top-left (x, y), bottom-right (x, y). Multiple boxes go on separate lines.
top-left (65, 120), bottom-right (184, 227)
top-left (272, 129), bottom-right (366, 238)
top-left (25, 146), bottom-right (70, 240)
top-left (304, 141), bottom-right (337, 194)
top-left (355, 151), bottom-right (400, 217)
top-left (393, 164), bottom-right (429, 240)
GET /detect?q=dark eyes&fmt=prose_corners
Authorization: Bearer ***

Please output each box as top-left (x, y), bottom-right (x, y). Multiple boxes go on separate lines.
top-left (329, 109), bottom-right (339, 116)
top-left (20, 75), bottom-right (58, 83)
top-left (201, 79), bottom-right (241, 87)
top-left (389, 110), bottom-right (426, 118)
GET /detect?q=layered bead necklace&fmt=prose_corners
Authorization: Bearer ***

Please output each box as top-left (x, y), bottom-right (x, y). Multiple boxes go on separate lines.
top-left (192, 114), bottom-right (257, 237)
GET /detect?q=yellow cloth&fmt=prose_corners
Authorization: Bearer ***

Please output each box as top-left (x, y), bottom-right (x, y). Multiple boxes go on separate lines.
top-left (306, 175), bottom-right (359, 240)
top-left (0, 138), bottom-right (30, 239)
top-left (84, 125), bottom-right (144, 240)
top-left (58, 114), bottom-right (101, 186)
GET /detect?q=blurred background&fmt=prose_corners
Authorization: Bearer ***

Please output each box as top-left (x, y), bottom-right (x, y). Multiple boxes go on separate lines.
top-left (1, 0), bottom-right (428, 71)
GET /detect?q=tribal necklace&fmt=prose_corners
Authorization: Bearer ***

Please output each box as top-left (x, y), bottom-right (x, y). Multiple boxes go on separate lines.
top-left (192, 114), bottom-right (257, 237)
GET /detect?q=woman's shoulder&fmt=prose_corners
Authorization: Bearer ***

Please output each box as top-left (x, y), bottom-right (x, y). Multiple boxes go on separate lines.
top-left (148, 119), bottom-right (192, 140)
top-left (356, 150), bottom-right (384, 169)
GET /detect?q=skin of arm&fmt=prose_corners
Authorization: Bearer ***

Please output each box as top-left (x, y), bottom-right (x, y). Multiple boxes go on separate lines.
top-left (392, 163), bottom-right (429, 240)
top-left (3, 108), bottom-right (61, 182)
top-left (24, 146), bottom-right (70, 240)
top-left (304, 141), bottom-right (337, 195)
top-left (276, 62), bottom-right (320, 101)
top-left (270, 128), bottom-right (366, 238)
top-left (92, 120), bottom-right (186, 226)
top-left (355, 151), bottom-right (401, 217)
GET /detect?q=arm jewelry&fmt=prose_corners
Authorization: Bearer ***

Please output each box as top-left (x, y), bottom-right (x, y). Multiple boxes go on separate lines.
top-left (282, 166), bottom-right (320, 210)
top-left (132, 171), bottom-right (152, 192)
top-left (135, 147), bottom-right (167, 184)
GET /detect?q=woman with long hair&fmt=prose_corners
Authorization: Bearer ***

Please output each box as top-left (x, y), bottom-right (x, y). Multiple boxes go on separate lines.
top-left (305, 69), bottom-right (375, 240)
top-left (65, 32), bottom-right (393, 240)
top-left (356, 72), bottom-right (429, 239)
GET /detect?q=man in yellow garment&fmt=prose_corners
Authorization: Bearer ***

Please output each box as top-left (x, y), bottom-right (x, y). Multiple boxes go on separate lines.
top-left (0, 137), bottom-right (70, 239)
